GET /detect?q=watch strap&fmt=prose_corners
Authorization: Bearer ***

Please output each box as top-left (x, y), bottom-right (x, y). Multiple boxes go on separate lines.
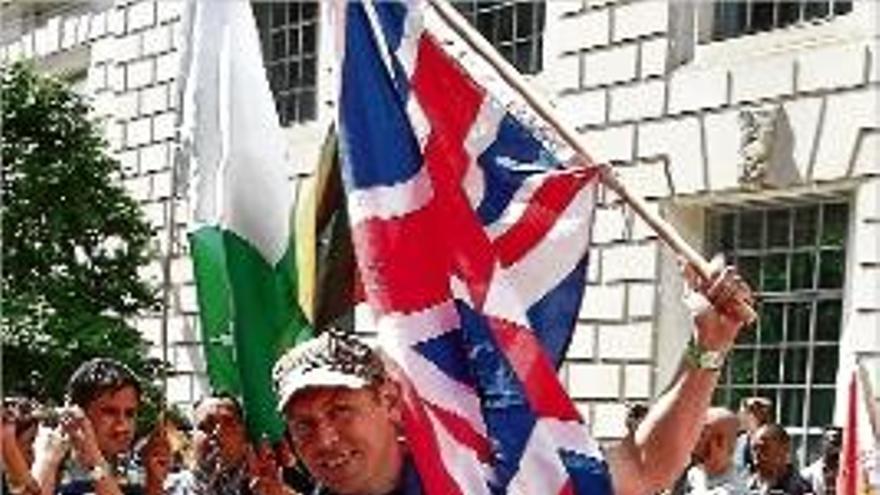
top-left (685, 339), bottom-right (727, 371)
top-left (87, 461), bottom-right (111, 482)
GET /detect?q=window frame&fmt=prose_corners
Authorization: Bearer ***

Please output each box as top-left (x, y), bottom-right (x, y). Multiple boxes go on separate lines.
top-left (696, 0), bottom-right (854, 44)
top-left (681, 0), bottom-right (871, 71)
top-left (253, 1), bottom-right (320, 127)
top-left (708, 199), bottom-right (850, 467)
top-left (706, 0), bottom-right (853, 43)
top-left (452, 1), bottom-right (546, 75)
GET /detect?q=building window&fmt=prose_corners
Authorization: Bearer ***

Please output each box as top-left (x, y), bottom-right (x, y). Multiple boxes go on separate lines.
top-left (712, 1), bottom-right (853, 41)
top-left (453, 1), bottom-right (545, 75)
top-left (710, 201), bottom-right (849, 466)
top-left (253, 1), bottom-right (318, 126)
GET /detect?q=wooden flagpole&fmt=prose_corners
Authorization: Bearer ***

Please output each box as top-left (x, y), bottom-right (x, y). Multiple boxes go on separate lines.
top-left (428, 0), bottom-right (712, 281)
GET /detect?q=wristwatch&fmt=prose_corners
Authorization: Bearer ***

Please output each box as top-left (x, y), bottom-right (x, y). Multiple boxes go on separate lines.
top-left (685, 339), bottom-right (726, 371)
top-left (87, 461), bottom-right (111, 482)
top-left (6, 480), bottom-right (27, 495)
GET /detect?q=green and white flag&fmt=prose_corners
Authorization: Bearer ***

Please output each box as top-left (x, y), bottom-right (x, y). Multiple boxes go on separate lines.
top-left (177, 0), bottom-right (310, 440)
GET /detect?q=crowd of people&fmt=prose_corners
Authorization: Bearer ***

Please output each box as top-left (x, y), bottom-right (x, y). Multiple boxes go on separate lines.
top-left (645, 396), bottom-right (845, 495)
top-left (2, 265), bottom-right (848, 495)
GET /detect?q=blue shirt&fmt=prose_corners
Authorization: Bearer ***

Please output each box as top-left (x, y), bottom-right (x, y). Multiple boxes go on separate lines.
top-left (314, 455), bottom-right (423, 495)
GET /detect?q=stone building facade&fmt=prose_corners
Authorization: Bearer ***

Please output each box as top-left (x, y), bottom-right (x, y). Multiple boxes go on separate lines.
top-left (3, 0), bottom-right (877, 464)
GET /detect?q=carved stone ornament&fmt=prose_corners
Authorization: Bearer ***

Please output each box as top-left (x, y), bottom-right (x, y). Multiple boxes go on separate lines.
top-left (738, 105), bottom-right (783, 189)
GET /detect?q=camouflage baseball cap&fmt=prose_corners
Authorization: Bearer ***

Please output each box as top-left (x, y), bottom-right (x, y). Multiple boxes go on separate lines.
top-left (273, 330), bottom-right (385, 411)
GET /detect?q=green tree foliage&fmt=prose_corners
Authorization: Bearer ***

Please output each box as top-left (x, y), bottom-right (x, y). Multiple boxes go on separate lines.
top-left (1, 63), bottom-right (163, 421)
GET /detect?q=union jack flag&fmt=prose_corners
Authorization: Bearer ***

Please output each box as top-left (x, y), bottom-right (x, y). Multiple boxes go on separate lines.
top-left (336, 2), bottom-right (612, 494)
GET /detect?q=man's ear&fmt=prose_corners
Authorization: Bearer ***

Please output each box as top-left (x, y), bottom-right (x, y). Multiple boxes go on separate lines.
top-left (377, 379), bottom-right (403, 424)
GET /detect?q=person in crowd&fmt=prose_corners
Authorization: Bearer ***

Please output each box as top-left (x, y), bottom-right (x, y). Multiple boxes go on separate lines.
top-left (159, 394), bottom-right (253, 495)
top-left (734, 396), bottom-right (774, 475)
top-left (261, 265), bottom-right (754, 495)
top-left (2, 397), bottom-right (44, 495)
top-left (138, 414), bottom-right (193, 481)
top-left (748, 423), bottom-right (812, 495)
top-left (683, 407), bottom-right (748, 495)
top-left (801, 426), bottom-right (842, 495)
top-left (30, 358), bottom-right (164, 495)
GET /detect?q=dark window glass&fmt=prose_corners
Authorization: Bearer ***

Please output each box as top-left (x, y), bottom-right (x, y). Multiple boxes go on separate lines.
top-left (477, 11), bottom-right (495, 39)
top-left (454, 1), bottom-right (545, 74)
top-left (713, 2), bottom-right (747, 41)
top-left (790, 252), bottom-right (815, 290)
top-left (787, 302), bottom-right (811, 342)
top-left (498, 6), bottom-right (514, 40)
top-left (778, 1), bottom-right (802, 24)
top-left (720, 213), bottom-right (736, 250)
top-left (805, 0), bottom-right (830, 20)
top-left (780, 389), bottom-right (804, 424)
top-left (739, 213), bottom-right (763, 250)
top-left (783, 347), bottom-right (808, 383)
top-left (710, 201), bottom-right (848, 467)
top-left (810, 388), bottom-right (835, 425)
top-left (760, 302), bottom-right (784, 345)
top-left (515, 2), bottom-right (534, 38)
top-left (818, 248), bottom-right (845, 288)
top-left (711, 1), bottom-right (852, 42)
top-left (763, 253), bottom-right (788, 292)
top-left (822, 203), bottom-right (849, 246)
top-left (815, 300), bottom-right (841, 341)
top-left (812, 346), bottom-right (839, 383)
top-left (833, 1), bottom-right (853, 15)
top-left (253, 1), bottom-right (319, 126)
top-left (758, 348), bottom-right (781, 383)
top-left (794, 206), bottom-right (818, 247)
top-left (731, 349), bottom-right (755, 385)
top-left (514, 41), bottom-right (532, 74)
top-left (751, 1), bottom-right (775, 32)
top-left (767, 209), bottom-right (791, 248)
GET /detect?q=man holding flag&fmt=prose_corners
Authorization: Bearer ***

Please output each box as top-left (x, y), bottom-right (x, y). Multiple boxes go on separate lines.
top-left (265, 1), bottom-right (754, 495)
top-left (178, 0), bottom-right (756, 493)
top-left (267, 263), bottom-right (752, 495)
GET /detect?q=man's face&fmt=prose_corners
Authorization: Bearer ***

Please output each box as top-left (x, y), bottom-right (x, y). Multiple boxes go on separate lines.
top-left (286, 385), bottom-right (403, 495)
top-left (821, 428), bottom-right (842, 460)
top-left (692, 426), bottom-right (712, 464)
top-left (193, 398), bottom-right (247, 468)
top-left (751, 428), bottom-right (788, 481)
top-left (84, 386), bottom-right (139, 458)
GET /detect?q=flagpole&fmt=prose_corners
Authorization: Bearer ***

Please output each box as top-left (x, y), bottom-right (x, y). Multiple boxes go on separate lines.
top-left (157, 0), bottom-right (199, 414)
top-left (428, 0), bottom-right (714, 282)
top-left (157, 141), bottom-right (178, 416)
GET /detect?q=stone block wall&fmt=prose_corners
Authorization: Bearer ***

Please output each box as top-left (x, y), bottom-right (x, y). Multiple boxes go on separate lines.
top-left (540, 0), bottom-right (879, 440)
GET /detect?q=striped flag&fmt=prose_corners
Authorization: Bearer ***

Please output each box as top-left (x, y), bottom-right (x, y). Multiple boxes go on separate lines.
top-left (178, 0), bottom-right (311, 440)
top-left (293, 126), bottom-right (361, 332)
top-left (335, 1), bottom-right (611, 494)
top-left (837, 363), bottom-right (879, 495)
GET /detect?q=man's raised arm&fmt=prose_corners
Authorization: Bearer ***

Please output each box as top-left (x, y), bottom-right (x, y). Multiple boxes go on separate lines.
top-left (607, 264), bottom-right (754, 495)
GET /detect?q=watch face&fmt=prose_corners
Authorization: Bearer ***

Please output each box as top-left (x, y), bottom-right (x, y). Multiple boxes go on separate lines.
top-left (90, 463), bottom-right (109, 481)
top-left (701, 350), bottom-right (725, 370)
top-left (687, 341), bottom-right (725, 370)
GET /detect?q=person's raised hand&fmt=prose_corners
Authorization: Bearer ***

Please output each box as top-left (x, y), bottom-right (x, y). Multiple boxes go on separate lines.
top-left (1, 405), bottom-right (42, 495)
top-left (682, 256), bottom-right (755, 353)
top-left (247, 439), bottom-right (299, 495)
top-left (59, 406), bottom-right (104, 470)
